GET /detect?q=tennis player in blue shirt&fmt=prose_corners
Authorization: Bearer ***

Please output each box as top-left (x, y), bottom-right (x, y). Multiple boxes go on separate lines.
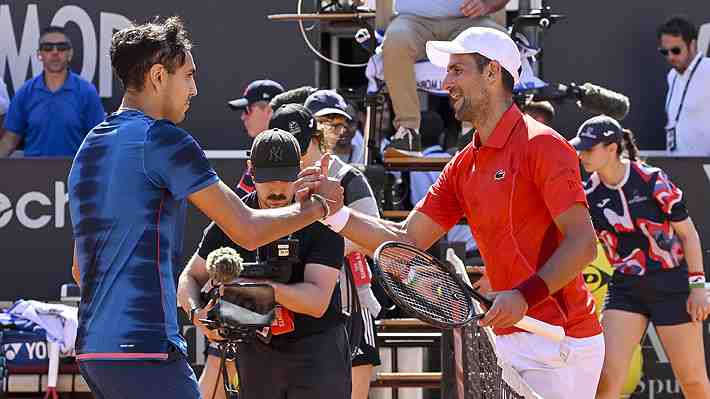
top-left (68, 16), bottom-right (343, 399)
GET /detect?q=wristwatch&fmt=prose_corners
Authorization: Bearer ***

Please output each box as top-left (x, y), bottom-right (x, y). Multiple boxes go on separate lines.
top-left (190, 306), bottom-right (201, 324)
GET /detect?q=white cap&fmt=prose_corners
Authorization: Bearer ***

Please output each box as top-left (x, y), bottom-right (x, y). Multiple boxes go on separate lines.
top-left (426, 27), bottom-right (521, 84)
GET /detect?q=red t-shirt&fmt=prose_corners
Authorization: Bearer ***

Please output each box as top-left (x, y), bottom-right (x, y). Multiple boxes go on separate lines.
top-left (416, 105), bottom-right (601, 338)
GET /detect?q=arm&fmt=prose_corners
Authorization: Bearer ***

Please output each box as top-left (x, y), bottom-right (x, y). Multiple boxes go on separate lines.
top-left (536, 204), bottom-right (598, 293)
top-left (460, 0), bottom-right (509, 17)
top-left (72, 242), bottom-right (80, 287)
top-left (672, 217), bottom-right (710, 322)
top-left (673, 217), bottom-right (703, 275)
top-left (177, 252), bottom-right (211, 318)
top-left (270, 264), bottom-right (340, 317)
top-left (0, 130), bottom-right (20, 157)
top-left (189, 181), bottom-right (330, 251)
top-left (338, 209), bottom-right (447, 256)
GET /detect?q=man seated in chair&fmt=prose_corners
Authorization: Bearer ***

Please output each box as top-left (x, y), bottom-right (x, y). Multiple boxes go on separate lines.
top-left (382, 0), bottom-right (509, 154)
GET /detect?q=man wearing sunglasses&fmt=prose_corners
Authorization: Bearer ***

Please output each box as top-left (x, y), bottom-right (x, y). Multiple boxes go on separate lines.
top-left (227, 79), bottom-right (285, 197)
top-left (658, 15), bottom-right (710, 155)
top-left (1, 26), bottom-right (105, 157)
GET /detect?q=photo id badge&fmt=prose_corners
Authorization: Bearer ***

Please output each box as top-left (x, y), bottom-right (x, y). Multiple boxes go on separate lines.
top-left (665, 126), bottom-right (677, 151)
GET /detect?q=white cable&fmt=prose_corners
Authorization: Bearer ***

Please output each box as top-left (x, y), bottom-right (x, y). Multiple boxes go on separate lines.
top-left (298, 0), bottom-right (369, 68)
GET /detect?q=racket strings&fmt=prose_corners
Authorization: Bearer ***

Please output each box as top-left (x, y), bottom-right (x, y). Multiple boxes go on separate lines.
top-left (378, 247), bottom-right (474, 325)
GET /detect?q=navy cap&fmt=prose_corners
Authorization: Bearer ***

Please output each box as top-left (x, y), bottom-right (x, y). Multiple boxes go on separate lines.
top-left (569, 115), bottom-right (623, 151)
top-left (228, 80), bottom-right (284, 110)
top-left (250, 129), bottom-right (301, 183)
top-left (304, 89), bottom-right (352, 120)
top-left (269, 104), bottom-right (316, 156)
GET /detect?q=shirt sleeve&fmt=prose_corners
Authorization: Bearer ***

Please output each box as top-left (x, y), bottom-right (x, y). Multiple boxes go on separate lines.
top-left (652, 169), bottom-right (688, 222)
top-left (83, 83), bottom-right (105, 132)
top-left (343, 169), bottom-right (379, 217)
top-left (4, 85), bottom-right (27, 136)
top-left (303, 223), bottom-right (345, 270)
top-left (144, 121), bottom-right (219, 200)
top-left (197, 222), bottom-right (232, 259)
top-left (529, 133), bottom-right (588, 219)
top-left (0, 80), bottom-right (9, 115)
top-left (414, 152), bottom-right (465, 232)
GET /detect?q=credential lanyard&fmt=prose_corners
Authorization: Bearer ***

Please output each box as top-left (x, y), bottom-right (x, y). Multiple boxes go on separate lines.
top-left (665, 57), bottom-right (703, 122)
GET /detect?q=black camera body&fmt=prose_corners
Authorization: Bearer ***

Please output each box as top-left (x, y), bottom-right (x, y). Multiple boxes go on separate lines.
top-left (240, 238), bottom-right (300, 284)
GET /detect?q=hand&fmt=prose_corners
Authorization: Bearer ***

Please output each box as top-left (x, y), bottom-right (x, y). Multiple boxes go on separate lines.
top-left (192, 300), bottom-right (224, 342)
top-left (478, 290), bottom-right (528, 328)
top-left (460, 0), bottom-right (490, 17)
top-left (294, 153), bottom-right (331, 202)
top-left (470, 266), bottom-right (491, 295)
top-left (686, 288), bottom-right (710, 322)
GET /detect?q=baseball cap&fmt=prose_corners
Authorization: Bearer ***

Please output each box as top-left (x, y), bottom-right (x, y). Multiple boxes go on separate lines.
top-left (569, 115), bottom-right (623, 151)
top-left (426, 27), bottom-right (521, 84)
top-left (269, 104), bottom-right (317, 156)
top-left (250, 129), bottom-right (302, 183)
top-left (228, 80), bottom-right (284, 110)
top-left (304, 90), bottom-right (352, 120)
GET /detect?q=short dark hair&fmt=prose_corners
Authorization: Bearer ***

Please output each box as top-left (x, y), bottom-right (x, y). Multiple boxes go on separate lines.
top-left (523, 101), bottom-right (555, 123)
top-left (110, 16), bottom-right (192, 90)
top-left (40, 26), bottom-right (70, 45)
top-left (471, 53), bottom-right (514, 93)
top-left (657, 15), bottom-right (698, 44)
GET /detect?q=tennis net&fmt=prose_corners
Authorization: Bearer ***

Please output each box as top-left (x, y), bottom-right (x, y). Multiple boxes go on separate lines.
top-left (457, 310), bottom-right (542, 398)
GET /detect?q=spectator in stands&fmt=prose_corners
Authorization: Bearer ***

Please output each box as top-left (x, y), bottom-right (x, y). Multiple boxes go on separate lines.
top-left (658, 15), bottom-right (710, 155)
top-left (0, 26), bottom-right (105, 157)
top-left (382, 0), bottom-right (509, 154)
top-left (331, 103), bottom-right (366, 164)
top-left (227, 79), bottom-right (284, 196)
top-left (409, 111), bottom-right (479, 263)
top-left (522, 100), bottom-right (555, 125)
top-left (304, 90), bottom-right (353, 154)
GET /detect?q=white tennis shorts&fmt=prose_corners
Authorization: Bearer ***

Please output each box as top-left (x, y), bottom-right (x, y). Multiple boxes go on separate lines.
top-left (495, 331), bottom-right (605, 399)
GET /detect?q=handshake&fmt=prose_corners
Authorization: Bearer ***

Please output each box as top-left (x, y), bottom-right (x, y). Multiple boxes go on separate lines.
top-left (295, 153), bottom-right (345, 221)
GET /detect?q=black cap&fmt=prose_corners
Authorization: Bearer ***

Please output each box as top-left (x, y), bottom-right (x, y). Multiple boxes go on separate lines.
top-left (250, 129), bottom-right (302, 183)
top-left (269, 104), bottom-right (316, 156)
top-left (304, 90), bottom-right (352, 120)
top-left (569, 115), bottom-right (623, 151)
top-left (228, 80), bottom-right (284, 110)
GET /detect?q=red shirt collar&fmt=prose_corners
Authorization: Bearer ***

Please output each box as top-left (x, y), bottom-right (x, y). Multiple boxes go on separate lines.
top-left (472, 104), bottom-right (523, 149)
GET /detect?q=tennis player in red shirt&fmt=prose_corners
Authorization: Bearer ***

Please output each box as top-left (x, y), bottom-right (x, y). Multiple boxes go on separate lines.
top-left (300, 27), bottom-right (605, 398)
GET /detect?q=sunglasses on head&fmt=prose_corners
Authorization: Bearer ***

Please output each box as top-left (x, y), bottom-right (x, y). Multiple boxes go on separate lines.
top-left (39, 42), bottom-right (71, 52)
top-left (658, 46), bottom-right (682, 57)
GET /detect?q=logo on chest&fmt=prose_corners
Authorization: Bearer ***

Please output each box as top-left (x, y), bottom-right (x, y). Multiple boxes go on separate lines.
top-left (494, 169), bottom-right (506, 181)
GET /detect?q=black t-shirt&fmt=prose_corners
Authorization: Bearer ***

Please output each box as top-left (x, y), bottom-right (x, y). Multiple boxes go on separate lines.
top-left (197, 192), bottom-right (346, 341)
top-left (585, 161), bottom-right (689, 277)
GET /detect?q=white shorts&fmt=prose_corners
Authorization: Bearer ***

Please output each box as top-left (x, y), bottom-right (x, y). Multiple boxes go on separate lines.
top-left (495, 332), bottom-right (605, 399)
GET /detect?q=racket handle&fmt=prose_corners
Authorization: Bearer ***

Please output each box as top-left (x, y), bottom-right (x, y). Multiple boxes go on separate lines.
top-left (515, 316), bottom-right (565, 342)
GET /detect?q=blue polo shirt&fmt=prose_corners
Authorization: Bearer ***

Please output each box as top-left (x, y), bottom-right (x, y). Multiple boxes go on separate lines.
top-left (4, 71), bottom-right (105, 157)
top-left (68, 110), bottom-right (219, 361)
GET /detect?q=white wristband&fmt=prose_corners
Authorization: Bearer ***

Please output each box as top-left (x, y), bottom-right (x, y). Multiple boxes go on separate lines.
top-left (320, 206), bottom-right (351, 233)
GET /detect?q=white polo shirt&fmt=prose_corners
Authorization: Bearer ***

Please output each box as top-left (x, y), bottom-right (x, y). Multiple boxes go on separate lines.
top-left (665, 54), bottom-right (710, 155)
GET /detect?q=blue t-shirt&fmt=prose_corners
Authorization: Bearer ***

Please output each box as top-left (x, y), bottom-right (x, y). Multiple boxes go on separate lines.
top-left (68, 110), bottom-right (219, 361)
top-left (4, 71), bottom-right (105, 157)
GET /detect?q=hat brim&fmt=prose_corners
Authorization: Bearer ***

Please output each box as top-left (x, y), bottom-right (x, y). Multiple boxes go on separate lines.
top-left (426, 41), bottom-right (521, 84)
top-left (227, 98), bottom-right (249, 110)
top-left (313, 108), bottom-right (352, 120)
top-left (569, 137), bottom-right (595, 151)
top-left (252, 166), bottom-right (300, 183)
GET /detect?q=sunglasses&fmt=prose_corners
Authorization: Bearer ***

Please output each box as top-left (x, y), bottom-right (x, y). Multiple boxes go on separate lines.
top-left (319, 121), bottom-right (348, 134)
top-left (39, 42), bottom-right (71, 52)
top-left (658, 46), bottom-right (682, 57)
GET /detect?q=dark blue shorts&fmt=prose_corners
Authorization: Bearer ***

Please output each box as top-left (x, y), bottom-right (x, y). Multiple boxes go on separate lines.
top-left (78, 351), bottom-right (200, 399)
top-left (604, 266), bottom-right (691, 326)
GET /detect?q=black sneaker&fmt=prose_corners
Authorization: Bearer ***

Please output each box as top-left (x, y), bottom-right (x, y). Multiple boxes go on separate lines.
top-left (387, 126), bottom-right (422, 156)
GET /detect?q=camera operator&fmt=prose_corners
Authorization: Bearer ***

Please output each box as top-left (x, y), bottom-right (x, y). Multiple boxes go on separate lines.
top-left (178, 129), bottom-right (350, 399)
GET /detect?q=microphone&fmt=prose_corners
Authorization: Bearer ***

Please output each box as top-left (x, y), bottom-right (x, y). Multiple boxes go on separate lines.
top-left (559, 82), bottom-right (630, 121)
top-left (205, 247), bottom-right (244, 284)
top-left (269, 86), bottom-right (318, 110)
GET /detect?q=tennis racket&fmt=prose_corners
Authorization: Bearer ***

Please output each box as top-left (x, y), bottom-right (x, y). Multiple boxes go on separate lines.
top-left (373, 241), bottom-right (565, 342)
